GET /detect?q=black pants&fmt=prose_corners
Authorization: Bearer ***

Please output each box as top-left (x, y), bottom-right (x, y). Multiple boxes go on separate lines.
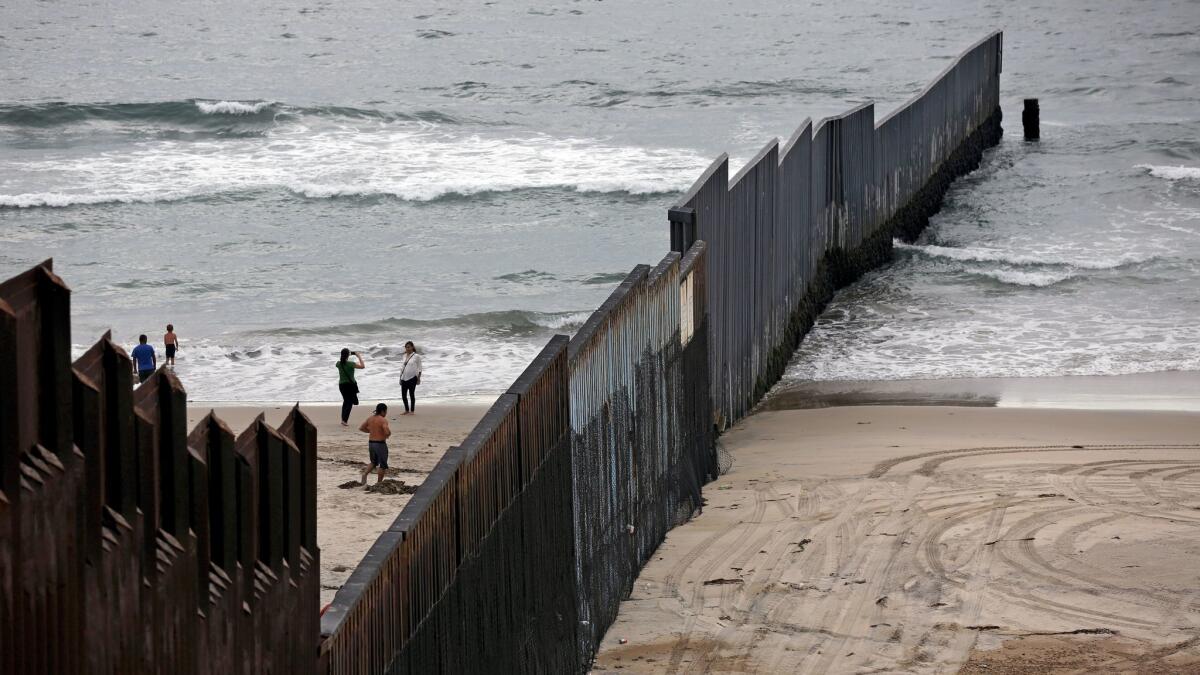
top-left (339, 382), bottom-right (359, 423)
top-left (401, 377), bottom-right (417, 412)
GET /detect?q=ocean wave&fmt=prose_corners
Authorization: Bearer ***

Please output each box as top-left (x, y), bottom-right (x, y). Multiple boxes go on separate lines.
top-left (894, 241), bottom-right (1154, 270)
top-left (972, 268), bottom-right (1075, 287)
top-left (194, 100), bottom-right (275, 115)
top-left (285, 180), bottom-right (684, 203)
top-left (0, 190), bottom-right (197, 208)
top-left (1137, 164), bottom-right (1200, 181)
top-left (580, 271), bottom-right (630, 285)
top-left (1, 127), bottom-right (706, 208)
top-left (495, 270), bottom-right (559, 283)
top-left (246, 310), bottom-right (593, 339)
top-left (79, 332), bottom-right (550, 402)
top-left (0, 100), bottom-right (468, 129)
top-left (581, 78), bottom-right (851, 108)
top-left (0, 100), bottom-right (279, 127)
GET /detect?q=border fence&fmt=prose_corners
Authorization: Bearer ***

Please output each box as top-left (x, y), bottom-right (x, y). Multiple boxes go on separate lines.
top-left (0, 261), bottom-right (321, 674)
top-left (4, 32), bottom-right (1001, 675)
top-left (671, 32), bottom-right (1003, 425)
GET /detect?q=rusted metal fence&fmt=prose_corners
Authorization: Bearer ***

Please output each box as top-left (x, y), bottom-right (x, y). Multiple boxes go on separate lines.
top-left (319, 336), bottom-right (581, 674)
top-left (0, 260), bottom-right (320, 675)
top-left (672, 31), bottom-right (1004, 426)
top-left (317, 242), bottom-right (715, 674)
top-left (5, 31), bottom-right (1003, 675)
top-left (567, 245), bottom-right (717, 657)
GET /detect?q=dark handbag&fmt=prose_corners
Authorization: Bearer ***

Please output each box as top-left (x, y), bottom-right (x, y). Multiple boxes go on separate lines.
top-left (414, 374), bottom-right (421, 386)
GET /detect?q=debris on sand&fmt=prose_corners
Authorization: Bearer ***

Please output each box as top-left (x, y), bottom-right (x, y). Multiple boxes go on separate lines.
top-left (338, 479), bottom-right (419, 495)
top-left (365, 479), bottom-right (419, 495)
top-left (702, 578), bottom-right (744, 586)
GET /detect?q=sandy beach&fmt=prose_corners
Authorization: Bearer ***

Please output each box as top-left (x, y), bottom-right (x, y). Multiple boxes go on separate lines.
top-left (186, 400), bottom-right (489, 606)
top-left (591, 404), bottom-right (1200, 673)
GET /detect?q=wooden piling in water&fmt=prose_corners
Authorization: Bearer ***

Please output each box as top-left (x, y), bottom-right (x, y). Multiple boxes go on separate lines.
top-left (1023, 98), bottom-right (1040, 140)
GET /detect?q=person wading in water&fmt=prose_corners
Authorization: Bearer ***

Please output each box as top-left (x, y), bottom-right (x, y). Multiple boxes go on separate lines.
top-left (337, 348), bottom-right (365, 426)
top-left (163, 323), bottom-right (180, 367)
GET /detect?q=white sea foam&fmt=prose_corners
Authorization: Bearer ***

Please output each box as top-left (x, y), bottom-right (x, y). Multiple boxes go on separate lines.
top-left (75, 307), bottom-right (595, 402)
top-left (194, 100), bottom-right (274, 115)
top-left (107, 334), bottom-right (545, 402)
top-left (785, 314), bottom-right (1200, 383)
top-left (0, 190), bottom-right (194, 208)
top-left (974, 268), bottom-right (1075, 287)
top-left (0, 122), bottom-right (710, 208)
top-left (894, 241), bottom-right (1152, 270)
top-left (1136, 164), bottom-right (1200, 181)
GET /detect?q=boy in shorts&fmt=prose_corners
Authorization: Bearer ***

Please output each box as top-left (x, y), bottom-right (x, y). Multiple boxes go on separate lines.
top-left (358, 403), bottom-right (392, 486)
top-left (164, 324), bottom-right (180, 367)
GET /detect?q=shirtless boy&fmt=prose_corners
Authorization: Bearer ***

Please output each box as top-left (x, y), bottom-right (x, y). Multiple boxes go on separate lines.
top-left (164, 324), bottom-right (180, 367)
top-left (358, 403), bottom-right (392, 486)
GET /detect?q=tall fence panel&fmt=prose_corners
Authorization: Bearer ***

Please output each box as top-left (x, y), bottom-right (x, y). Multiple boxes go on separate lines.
top-left (672, 158), bottom-right (730, 425)
top-left (0, 260), bottom-right (321, 675)
top-left (674, 31), bottom-right (1003, 428)
top-left (567, 247), bottom-right (713, 658)
top-left (319, 336), bottom-right (578, 674)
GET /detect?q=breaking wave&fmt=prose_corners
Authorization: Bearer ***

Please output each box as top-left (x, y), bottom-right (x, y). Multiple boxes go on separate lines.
top-left (1137, 164), bottom-right (1200, 181)
top-left (0, 104), bottom-right (708, 208)
top-left (247, 310), bottom-right (594, 339)
top-left (0, 100), bottom-right (466, 128)
top-left (895, 241), bottom-right (1156, 270)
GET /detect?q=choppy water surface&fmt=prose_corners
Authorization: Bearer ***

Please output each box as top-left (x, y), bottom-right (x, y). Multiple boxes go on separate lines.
top-left (1, 0), bottom-right (1198, 400)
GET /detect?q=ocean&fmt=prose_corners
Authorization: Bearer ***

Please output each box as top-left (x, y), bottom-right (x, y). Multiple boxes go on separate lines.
top-left (2, 0), bottom-right (1198, 402)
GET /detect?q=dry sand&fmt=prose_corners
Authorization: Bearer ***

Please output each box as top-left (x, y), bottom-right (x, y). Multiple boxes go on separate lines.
top-left (187, 400), bottom-right (488, 606)
top-left (591, 406), bottom-right (1200, 674)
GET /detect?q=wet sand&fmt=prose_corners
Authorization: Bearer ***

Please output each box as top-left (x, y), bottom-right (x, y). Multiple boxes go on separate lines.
top-left (186, 400), bottom-right (488, 606)
top-left (591, 405), bottom-right (1200, 674)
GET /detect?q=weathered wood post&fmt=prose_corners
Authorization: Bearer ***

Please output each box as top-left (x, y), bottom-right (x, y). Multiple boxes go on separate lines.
top-left (1023, 98), bottom-right (1039, 140)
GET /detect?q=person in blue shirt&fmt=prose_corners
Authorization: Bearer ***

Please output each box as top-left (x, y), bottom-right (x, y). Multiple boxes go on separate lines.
top-left (131, 334), bottom-right (157, 384)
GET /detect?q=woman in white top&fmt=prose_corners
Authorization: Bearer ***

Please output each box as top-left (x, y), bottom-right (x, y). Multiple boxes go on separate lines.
top-left (398, 341), bottom-right (423, 415)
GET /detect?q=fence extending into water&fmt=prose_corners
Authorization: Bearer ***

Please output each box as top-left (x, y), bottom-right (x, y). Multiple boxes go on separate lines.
top-left (0, 261), bottom-right (321, 674)
top-left (672, 31), bottom-right (1003, 425)
top-left (4, 31), bottom-right (1001, 675)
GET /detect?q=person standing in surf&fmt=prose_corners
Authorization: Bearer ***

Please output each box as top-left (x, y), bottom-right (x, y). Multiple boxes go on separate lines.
top-left (164, 323), bottom-right (180, 367)
top-left (131, 334), bottom-right (157, 384)
top-left (337, 348), bottom-right (365, 426)
top-left (399, 341), bottom-right (422, 415)
top-left (358, 402), bottom-right (391, 486)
